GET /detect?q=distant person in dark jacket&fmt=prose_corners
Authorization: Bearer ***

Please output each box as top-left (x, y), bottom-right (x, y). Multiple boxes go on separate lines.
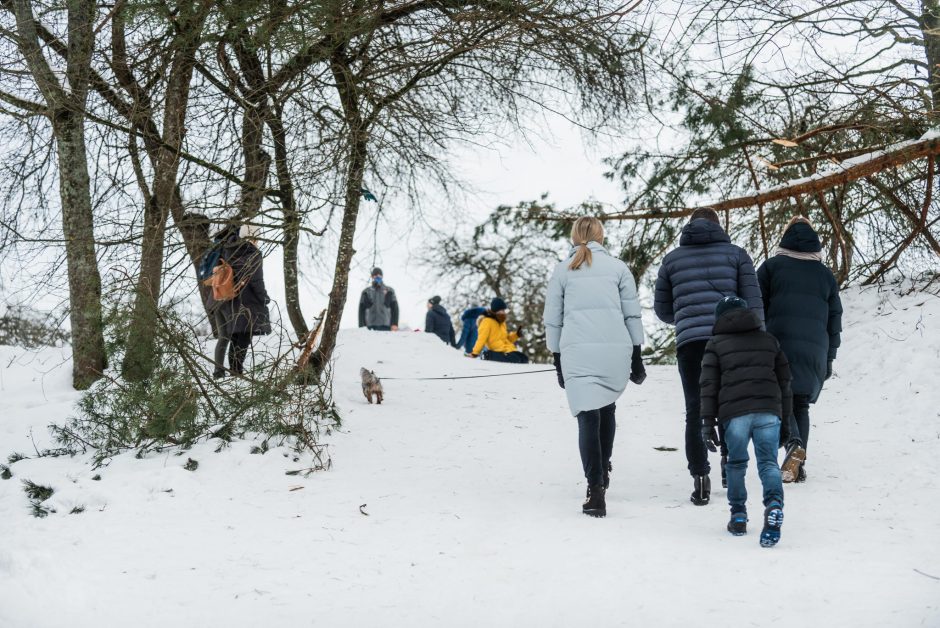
top-left (654, 207), bottom-right (764, 506)
top-left (210, 224), bottom-right (272, 377)
top-left (358, 267), bottom-right (399, 331)
top-left (757, 217), bottom-right (843, 484)
top-left (456, 305), bottom-right (487, 354)
top-left (424, 296), bottom-right (456, 346)
top-left (700, 296), bottom-right (792, 547)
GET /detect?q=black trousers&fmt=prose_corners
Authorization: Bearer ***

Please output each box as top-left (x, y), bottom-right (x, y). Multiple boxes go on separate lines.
top-left (213, 309), bottom-right (252, 376)
top-left (786, 394), bottom-right (812, 451)
top-left (482, 350), bottom-right (528, 364)
top-left (577, 403), bottom-right (616, 487)
top-left (676, 340), bottom-right (715, 476)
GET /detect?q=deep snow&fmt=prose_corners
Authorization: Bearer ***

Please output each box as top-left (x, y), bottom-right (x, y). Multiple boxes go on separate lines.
top-left (1, 285), bottom-right (939, 627)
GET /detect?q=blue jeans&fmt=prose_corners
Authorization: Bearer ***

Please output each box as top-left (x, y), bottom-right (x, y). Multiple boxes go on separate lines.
top-left (723, 413), bottom-right (784, 514)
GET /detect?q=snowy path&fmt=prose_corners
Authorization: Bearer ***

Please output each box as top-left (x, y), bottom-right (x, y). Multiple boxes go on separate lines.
top-left (1, 287), bottom-right (939, 627)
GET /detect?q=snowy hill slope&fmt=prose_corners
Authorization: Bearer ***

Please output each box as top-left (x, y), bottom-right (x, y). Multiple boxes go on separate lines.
top-left (1, 286), bottom-right (939, 627)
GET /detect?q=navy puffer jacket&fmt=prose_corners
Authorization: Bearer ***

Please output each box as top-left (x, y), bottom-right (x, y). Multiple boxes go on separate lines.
top-left (757, 223), bottom-right (842, 403)
top-left (654, 219), bottom-right (764, 348)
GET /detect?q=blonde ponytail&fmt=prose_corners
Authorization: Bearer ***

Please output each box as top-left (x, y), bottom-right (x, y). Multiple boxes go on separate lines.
top-left (569, 216), bottom-right (605, 270)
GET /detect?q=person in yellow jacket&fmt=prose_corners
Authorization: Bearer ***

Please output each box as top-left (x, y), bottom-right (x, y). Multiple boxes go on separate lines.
top-left (469, 298), bottom-right (529, 363)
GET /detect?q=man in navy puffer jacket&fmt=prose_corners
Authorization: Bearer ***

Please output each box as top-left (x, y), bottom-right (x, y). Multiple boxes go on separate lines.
top-left (654, 208), bottom-right (764, 505)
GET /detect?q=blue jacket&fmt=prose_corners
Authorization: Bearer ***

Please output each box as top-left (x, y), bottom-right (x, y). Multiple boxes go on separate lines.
top-left (425, 304), bottom-right (456, 346)
top-left (757, 223), bottom-right (842, 403)
top-left (654, 219), bottom-right (763, 348)
top-left (456, 306), bottom-right (487, 353)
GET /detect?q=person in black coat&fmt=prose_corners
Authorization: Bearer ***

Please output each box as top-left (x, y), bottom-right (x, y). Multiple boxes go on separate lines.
top-left (700, 297), bottom-right (792, 546)
top-left (757, 217), bottom-right (843, 483)
top-left (424, 296), bottom-right (456, 346)
top-left (211, 224), bottom-right (271, 377)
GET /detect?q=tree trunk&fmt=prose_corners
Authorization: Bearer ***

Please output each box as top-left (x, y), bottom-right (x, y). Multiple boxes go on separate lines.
top-left (312, 133), bottom-right (367, 375)
top-left (121, 11), bottom-right (207, 381)
top-left (54, 107), bottom-right (107, 389)
top-left (269, 108), bottom-right (308, 339)
top-left (922, 0), bottom-right (940, 114)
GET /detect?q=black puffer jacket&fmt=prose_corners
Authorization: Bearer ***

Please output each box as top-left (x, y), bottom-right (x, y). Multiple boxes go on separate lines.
top-left (757, 222), bottom-right (842, 402)
top-left (216, 238), bottom-right (271, 336)
top-left (425, 304), bottom-right (456, 346)
top-left (700, 308), bottom-right (792, 423)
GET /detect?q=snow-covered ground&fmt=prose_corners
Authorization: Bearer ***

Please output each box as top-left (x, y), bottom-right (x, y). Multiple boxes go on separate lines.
top-left (1, 286), bottom-right (939, 627)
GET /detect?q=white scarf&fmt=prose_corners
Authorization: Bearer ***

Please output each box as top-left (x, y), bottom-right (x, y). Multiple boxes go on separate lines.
top-left (775, 247), bottom-right (823, 262)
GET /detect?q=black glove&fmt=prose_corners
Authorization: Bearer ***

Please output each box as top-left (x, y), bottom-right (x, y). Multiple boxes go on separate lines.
top-left (825, 360), bottom-right (833, 381)
top-left (629, 345), bottom-right (646, 385)
top-left (702, 417), bottom-right (720, 453)
top-left (552, 353), bottom-right (564, 389)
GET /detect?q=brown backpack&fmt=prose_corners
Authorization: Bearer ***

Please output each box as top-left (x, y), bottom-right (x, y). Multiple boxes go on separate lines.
top-left (203, 258), bottom-right (247, 302)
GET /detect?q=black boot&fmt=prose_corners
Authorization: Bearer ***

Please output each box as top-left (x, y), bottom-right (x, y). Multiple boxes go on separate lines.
top-left (583, 485), bottom-right (606, 517)
top-left (690, 474), bottom-right (710, 506)
top-left (720, 455), bottom-right (727, 489)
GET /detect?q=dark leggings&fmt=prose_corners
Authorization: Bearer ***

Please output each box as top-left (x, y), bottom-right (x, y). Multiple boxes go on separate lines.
top-left (577, 403), bottom-right (616, 487)
top-left (213, 310), bottom-right (252, 376)
top-left (786, 394), bottom-right (812, 451)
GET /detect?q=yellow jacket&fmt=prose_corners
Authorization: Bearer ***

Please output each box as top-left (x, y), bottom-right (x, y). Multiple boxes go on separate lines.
top-left (472, 314), bottom-right (519, 355)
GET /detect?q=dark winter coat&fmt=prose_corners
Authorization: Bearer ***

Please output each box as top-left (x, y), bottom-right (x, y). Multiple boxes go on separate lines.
top-left (757, 223), bottom-right (843, 403)
top-left (358, 283), bottom-right (399, 328)
top-left (700, 308), bottom-right (792, 424)
top-left (654, 219), bottom-right (764, 348)
top-left (425, 304), bottom-right (456, 346)
top-left (456, 306), bottom-right (487, 353)
top-left (215, 238), bottom-right (271, 336)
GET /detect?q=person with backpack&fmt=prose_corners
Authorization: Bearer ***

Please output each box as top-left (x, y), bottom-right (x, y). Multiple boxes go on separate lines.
top-left (543, 216), bottom-right (645, 517)
top-left (203, 224), bottom-right (271, 377)
top-left (700, 296), bottom-right (792, 547)
top-left (424, 296), bottom-right (457, 346)
top-left (757, 216), bottom-right (843, 484)
top-left (654, 207), bottom-right (764, 506)
top-left (455, 304), bottom-right (487, 354)
top-left (358, 268), bottom-right (399, 331)
top-left (470, 298), bottom-right (528, 363)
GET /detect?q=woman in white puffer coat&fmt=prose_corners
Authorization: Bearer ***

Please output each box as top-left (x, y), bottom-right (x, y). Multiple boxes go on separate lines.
top-left (543, 216), bottom-right (646, 517)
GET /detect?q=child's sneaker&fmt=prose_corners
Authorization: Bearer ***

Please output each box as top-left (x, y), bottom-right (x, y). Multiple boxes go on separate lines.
top-left (759, 503), bottom-right (783, 547)
top-left (781, 442), bottom-right (806, 483)
top-left (727, 511), bottom-right (747, 536)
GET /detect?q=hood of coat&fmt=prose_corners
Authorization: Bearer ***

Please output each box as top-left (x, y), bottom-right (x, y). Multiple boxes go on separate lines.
top-left (779, 222), bottom-right (822, 253)
top-left (429, 304), bottom-right (449, 316)
top-left (679, 218), bottom-right (731, 246)
top-left (713, 308), bottom-right (762, 334)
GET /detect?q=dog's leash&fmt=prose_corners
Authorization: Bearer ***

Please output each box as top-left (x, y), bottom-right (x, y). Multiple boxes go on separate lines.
top-left (380, 368), bottom-right (555, 381)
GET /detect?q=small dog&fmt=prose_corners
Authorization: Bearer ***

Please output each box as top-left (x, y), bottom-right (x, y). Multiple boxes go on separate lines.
top-left (360, 368), bottom-right (384, 404)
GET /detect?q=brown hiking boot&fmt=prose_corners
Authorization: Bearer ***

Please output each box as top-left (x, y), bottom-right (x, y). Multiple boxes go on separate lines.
top-left (781, 443), bottom-right (806, 483)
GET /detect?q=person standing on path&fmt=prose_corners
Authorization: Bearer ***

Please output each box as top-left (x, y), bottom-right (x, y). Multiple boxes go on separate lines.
top-left (424, 296), bottom-right (457, 346)
top-left (654, 208), bottom-right (763, 506)
top-left (757, 217), bottom-right (843, 484)
top-left (211, 224), bottom-right (272, 377)
top-left (543, 216), bottom-right (646, 517)
top-left (358, 267), bottom-right (399, 331)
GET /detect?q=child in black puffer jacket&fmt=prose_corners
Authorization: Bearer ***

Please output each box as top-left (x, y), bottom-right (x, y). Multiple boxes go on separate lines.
top-left (700, 297), bottom-right (793, 547)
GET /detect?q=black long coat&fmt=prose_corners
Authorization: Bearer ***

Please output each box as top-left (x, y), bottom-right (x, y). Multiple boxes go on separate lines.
top-left (424, 304), bottom-right (456, 346)
top-left (757, 223), bottom-right (842, 403)
top-left (215, 238), bottom-right (271, 336)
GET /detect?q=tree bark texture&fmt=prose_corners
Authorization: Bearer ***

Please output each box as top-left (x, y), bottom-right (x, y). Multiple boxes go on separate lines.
top-left (11, 0), bottom-right (106, 389)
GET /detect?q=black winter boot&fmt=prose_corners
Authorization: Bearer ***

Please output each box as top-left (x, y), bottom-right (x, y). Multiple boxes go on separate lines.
top-left (583, 485), bottom-right (606, 517)
top-left (690, 475), bottom-right (711, 506)
top-left (727, 511), bottom-right (747, 536)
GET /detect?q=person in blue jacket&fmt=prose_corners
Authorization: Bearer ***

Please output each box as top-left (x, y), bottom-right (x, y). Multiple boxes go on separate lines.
top-left (757, 216), bottom-right (842, 484)
top-left (456, 304), bottom-right (487, 354)
top-left (654, 207), bottom-right (764, 506)
top-left (424, 296), bottom-right (456, 346)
